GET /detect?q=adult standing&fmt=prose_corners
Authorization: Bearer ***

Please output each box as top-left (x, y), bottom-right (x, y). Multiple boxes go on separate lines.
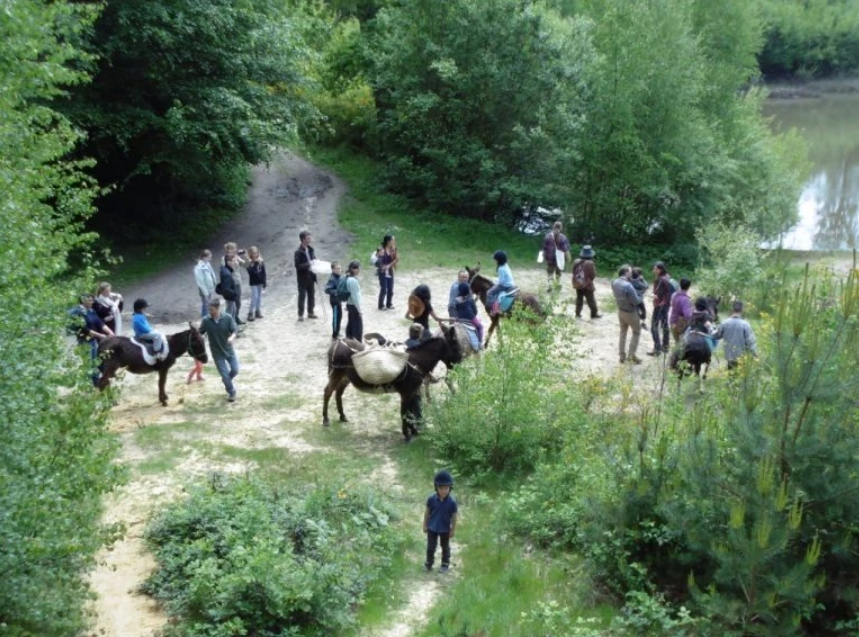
top-left (571, 245), bottom-right (601, 319)
top-left (542, 221), bottom-right (571, 289)
top-left (199, 298), bottom-right (239, 402)
top-left (69, 293), bottom-right (114, 384)
top-left (194, 249), bottom-right (217, 319)
top-left (648, 261), bottom-right (672, 356)
top-left (447, 270), bottom-right (470, 318)
top-left (93, 282), bottom-right (124, 336)
top-left (376, 234), bottom-right (399, 310)
top-left (222, 242), bottom-right (246, 325)
top-left (611, 265), bottom-right (643, 364)
top-left (714, 301), bottom-right (757, 370)
top-left (219, 254), bottom-right (239, 319)
top-left (669, 278), bottom-right (693, 343)
top-left (408, 284), bottom-right (444, 340)
top-left (294, 230), bottom-right (318, 321)
top-left (344, 260), bottom-right (363, 341)
top-left (245, 246), bottom-right (266, 321)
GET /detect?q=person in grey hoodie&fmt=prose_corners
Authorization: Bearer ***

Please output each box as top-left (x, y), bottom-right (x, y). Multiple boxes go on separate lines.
top-left (612, 265), bottom-right (643, 364)
top-left (715, 301), bottom-right (757, 370)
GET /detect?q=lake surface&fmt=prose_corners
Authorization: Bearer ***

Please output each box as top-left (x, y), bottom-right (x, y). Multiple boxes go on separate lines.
top-left (765, 92), bottom-right (859, 250)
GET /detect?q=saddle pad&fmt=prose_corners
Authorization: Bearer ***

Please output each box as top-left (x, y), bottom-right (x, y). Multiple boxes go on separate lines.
top-left (130, 337), bottom-right (169, 365)
top-left (352, 348), bottom-right (409, 384)
top-left (498, 290), bottom-right (518, 313)
top-left (452, 322), bottom-right (480, 353)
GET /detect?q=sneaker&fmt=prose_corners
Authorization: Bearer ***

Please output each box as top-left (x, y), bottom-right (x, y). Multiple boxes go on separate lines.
top-left (227, 393), bottom-right (236, 402)
top-left (247, 314), bottom-right (255, 322)
top-left (646, 350), bottom-right (661, 356)
top-left (424, 563), bottom-right (432, 572)
top-left (628, 356), bottom-right (643, 364)
top-left (197, 376), bottom-right (206, 382)
top-left (298, 316), bottom-right (305, 322)
top-left (255, 311), bottom-right (263, 319)
top-left (591, 314), bottom-right (603, 319)
top-left (619, 356), bottom-right (626, 364)
top-left (307, 314), bottom-right (319, 319)
top-left (386, 305), bottom-right (395, 310)
top-left (440, 564), bottom-right (450, 573)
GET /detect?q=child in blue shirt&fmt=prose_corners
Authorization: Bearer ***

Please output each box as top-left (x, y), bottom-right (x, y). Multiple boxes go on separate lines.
top-left (132, 298), bottom-right (167, 360)
top-left (423, 470), bottom-right (458, 573)
top-left (323, 261), bottom-right (343, 339)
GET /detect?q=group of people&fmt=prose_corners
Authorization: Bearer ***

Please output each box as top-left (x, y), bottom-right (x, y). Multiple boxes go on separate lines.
top-left (612, 262), bottom-right (757, 368)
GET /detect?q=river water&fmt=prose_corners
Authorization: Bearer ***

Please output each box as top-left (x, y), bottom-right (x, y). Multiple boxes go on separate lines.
top-left (765, 92), bottom-right (859, 250)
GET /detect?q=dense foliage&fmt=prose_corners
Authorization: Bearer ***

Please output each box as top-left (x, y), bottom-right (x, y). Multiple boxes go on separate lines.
top-left (362, 0), bottom-right (803, 246)
top-left (0, 1), bottom-right (123, 634)
top-left (141, 475), bottom-right (401, 637)
top-left (62, 0), bottom-right (319, 238)
top-left (505, 267), bottom-right (859, 635)
top-left (757, 0), bottom-right (859, 78)
top-left (370, 0), bottom-right (592, 223)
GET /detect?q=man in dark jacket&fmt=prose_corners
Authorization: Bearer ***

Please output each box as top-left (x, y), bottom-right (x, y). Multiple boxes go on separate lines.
top-left (571, 245), bottom-right (601, 320)
top-left (294, 230), bottom-right (318, 321)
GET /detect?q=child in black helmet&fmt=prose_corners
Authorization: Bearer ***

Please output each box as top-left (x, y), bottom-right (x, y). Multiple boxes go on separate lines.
top-left (423, 470), bottom-right (458, 573)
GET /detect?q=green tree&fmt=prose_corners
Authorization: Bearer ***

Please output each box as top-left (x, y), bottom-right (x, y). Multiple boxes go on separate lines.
top-left (0, 1), bottom-right (123, 634)
top-left (63, 0), bottom-right (319, 238)
top-left (370, 0), bottom-right (593, 221)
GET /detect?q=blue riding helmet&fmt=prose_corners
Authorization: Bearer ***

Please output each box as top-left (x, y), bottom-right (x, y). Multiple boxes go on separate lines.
top-left (434, 470), bottom-right (454, 488)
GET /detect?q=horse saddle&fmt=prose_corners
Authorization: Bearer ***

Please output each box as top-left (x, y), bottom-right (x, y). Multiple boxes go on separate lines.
top-left (498, 288), bottom-right (519, 313)
top-left (131, 337), bottom-right (169, 365)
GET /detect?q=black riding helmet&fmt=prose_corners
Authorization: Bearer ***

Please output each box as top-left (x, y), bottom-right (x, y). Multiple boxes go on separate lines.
top-left (133, 298), bottom-right (150, 313)
top-left (434, 470), bottom-right (454, 488)
top-left (493, 250), bottom-right (508, 266)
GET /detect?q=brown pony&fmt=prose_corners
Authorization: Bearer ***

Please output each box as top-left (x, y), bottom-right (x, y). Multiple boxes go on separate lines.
top-left (466, 265), bottom-right (545, 345)
top-left (97, 324), bottom-right (208, 406)
top-left (322, 327), bottom-right (462, 441)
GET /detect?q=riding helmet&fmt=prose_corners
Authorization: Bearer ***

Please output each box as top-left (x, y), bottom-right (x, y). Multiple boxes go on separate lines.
top-left (493, 250), bottom-right (508, 265)
top-left (133, 298), bottom-right (150, 313)
top-left (434, 470), bottom-right (454, 488)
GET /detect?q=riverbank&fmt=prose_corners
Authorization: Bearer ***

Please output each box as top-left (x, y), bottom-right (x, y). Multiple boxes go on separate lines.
top-left (764, 75), bottom-right (859, 99)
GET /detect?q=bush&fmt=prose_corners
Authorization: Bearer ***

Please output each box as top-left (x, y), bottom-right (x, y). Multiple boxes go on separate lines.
top-left (427, 311), bottom-right (582, 480)
top-left (508, 268), bottom-right (859, 635)
top-left (141, 475), bottom-right (402, 637)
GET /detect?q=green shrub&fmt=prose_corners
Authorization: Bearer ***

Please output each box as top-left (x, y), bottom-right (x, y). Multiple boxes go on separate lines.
top-left (427, 312), bottom-right (582, 480)
top-left (508, 268), bottom-right (859, 635)
top-left (141, 475), bottom-right (402, 637)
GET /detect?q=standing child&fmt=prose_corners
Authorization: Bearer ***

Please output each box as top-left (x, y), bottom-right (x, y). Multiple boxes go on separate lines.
top-left (423, 470), bottom-right (458, 573)
top-left (324, 261), bottom-right (344, 339)
top-left (245, 246), bottom-right (266, 322)
top-left (186, 358), bottom-right (205, 384)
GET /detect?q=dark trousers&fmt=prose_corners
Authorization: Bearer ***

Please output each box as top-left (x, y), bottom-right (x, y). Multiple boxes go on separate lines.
top-left (651, 305), bottom-right (670, 352)
top-left (575, 289), bottom-right (599, 318)
top-left (426, 531), bottom-right (451, 568)
top-left (298, 279), bottom-right (315, 317)
top-left (330, 303), bottom-right (343, 338)
top-left (345, 304), bottom-right (363, 341)
top-left (377, 271), bottom-right (394, 309)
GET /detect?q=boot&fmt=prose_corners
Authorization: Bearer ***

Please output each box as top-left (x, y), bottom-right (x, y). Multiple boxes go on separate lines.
top-left (255, 310), bottom-right (263, 319)
top-left (247, 313), bottom-right (255, 322)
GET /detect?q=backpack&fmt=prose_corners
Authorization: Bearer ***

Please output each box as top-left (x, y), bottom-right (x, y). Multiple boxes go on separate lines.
top-left (666, 277), bottom-right (678, 296)
top-left (572, 261), bottom-right (587, 289)
top-left (334, 275), bottom-right (351, 303)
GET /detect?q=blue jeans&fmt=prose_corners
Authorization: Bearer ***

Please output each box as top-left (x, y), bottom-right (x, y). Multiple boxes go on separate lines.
top-left (214, 352), bottom-right (239, 396)
top-left (199, 291), bottom-right (210, 318)
top-left (250, 285), bottom-right (263, 314)
top-left (377, 271), bottom-right (394, 309)
top-left (651, 305), bottom-right (670, 352)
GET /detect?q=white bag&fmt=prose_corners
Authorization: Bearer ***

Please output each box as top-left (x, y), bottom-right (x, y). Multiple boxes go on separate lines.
top-left (555, 249), bottom-right (566, 271)
top-left (370, 250), bottom-right (379, 266)
top-left (536, 250), bottom-right (544, 264)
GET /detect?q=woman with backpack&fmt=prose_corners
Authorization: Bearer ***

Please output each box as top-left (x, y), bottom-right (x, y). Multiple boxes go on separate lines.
top-left (571, 245), bottom-right (601, 320)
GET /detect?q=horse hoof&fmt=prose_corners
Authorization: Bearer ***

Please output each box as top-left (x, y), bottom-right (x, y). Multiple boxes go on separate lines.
top-left (339, 416), bottom-right (349, 423)
top-left (322, 418), bottom-right (330, 427)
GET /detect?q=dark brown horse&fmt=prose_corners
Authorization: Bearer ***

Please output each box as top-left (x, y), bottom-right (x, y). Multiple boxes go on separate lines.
top-left (97, 325), bottom-right (208, 406)
top-left (322, 327), bottom-right (462, 441)
top-left (669, 296), bottom-right (720, 389)
top-left (466, 265), bottom-right (545, 345)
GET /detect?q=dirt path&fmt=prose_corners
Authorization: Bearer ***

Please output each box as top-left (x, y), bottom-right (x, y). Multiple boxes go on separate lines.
top-left (88, 152), bottom-right (673, 637)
